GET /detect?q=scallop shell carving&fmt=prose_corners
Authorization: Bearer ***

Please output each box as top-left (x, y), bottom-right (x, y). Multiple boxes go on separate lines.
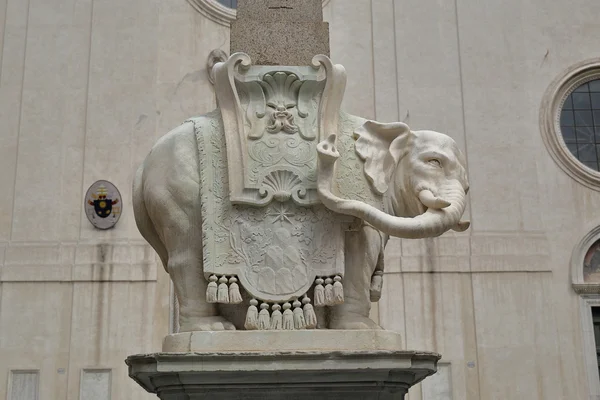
top-left (260, 72), bottom-right (303, 110)
top-left (260, 170), bottom-right (303, 202)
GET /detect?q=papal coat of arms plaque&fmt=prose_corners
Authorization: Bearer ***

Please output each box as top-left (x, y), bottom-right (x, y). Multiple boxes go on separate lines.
top-left (85, 180), bottom-right (122, 230)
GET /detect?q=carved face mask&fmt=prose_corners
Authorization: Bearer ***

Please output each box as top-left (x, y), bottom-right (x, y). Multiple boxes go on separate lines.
top-left (266, 102), bottom-right (299, 134)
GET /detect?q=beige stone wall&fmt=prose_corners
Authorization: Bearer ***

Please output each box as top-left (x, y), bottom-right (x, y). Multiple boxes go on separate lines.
top-left (1, 0), bottom-right (600, 398)
top-left (0, 0), bottom-right (228, 398)
top-left (334, 0), bottom-right (599, 399)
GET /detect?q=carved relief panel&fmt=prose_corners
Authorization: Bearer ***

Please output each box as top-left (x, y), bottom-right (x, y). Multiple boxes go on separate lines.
top-left (192, 110), bottom-right (347, 304)
top-left (212, 53), bottom-right (345, 206)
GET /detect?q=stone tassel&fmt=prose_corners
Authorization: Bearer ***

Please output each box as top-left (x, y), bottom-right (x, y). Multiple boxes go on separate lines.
top-left (270, 304), bottom-right (282, 330)
top-left (228, 277), bottom-right (243, 304)
top-left (259, 303), bottom-right (271, 330)
top-left (282, 302), bottom-right (294, 330)
top-left (244, 299), bottom-right (259, 330)
top-left (293, 300), bottom-right (307, 329)
top-left (314, 278), bottom-right (325, 306)
top-left (302, 296), bottom-right (317, 329)
top-left (217, 276), bottom-right (230, 304)
top-left (333, 275), bottom-right (344, 304)
top-left (206, 275), bottom-right (218, 303)
top-left (324, 278), bottom-right (334, 306)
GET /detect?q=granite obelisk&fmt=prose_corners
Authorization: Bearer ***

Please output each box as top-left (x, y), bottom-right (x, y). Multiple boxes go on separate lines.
top-left (230, 0), bottom-right (330, 65)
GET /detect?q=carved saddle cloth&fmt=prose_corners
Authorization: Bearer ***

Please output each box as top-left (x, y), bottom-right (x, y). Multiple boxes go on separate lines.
top-left (191, 110), bottom-right (346, 307)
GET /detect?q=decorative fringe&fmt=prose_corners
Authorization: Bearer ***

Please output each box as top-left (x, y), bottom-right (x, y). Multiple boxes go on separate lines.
top-left (314, 278), bottom-right (325, 306)
top-left (293, 300), bottom-right (306, 329)
top-left (324, 277), bottom-right (334, 306)
top-left (270, 304), bottom-right (282, 330)
top-left (259, 303), bottom-right (271, 330)
top-left (333, 275), bottom-right (344, 304)
top-left (217, 276), bottom-right (230, 304)
top-left (206, 275), bottom-right (218, 303)
top-left (242, 295), bottom-right (318, 331)
top-left (302, 296), bottom-right (317, 329)
top-left (244, 299), bottom-right (259, 330)
top-left (228, 277), bottom-right (243, 304)
top-left (282, 302), bottom-right (294, 330)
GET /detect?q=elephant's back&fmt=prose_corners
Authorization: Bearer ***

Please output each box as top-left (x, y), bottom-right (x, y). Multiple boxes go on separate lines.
top-left (140, 111), bottom-right (222, 218)
top-left (142, 111), bottom-right (223, 185)
top-left (146, 119), bottom-right (197, 166)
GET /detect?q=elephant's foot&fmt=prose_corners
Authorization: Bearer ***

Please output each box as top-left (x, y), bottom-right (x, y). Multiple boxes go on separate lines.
top-left (179, 316), bottom-right (236, 332)
top-left (329, 314), bottom-right (382, 330)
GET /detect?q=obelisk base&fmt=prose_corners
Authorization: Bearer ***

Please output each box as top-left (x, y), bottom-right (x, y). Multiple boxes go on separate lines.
top-left (126, 331), bottom-right (440, 400)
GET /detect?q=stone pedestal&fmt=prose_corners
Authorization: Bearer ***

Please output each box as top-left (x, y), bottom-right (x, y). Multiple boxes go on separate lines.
top-left (126, 331), bottom-right (440, 400)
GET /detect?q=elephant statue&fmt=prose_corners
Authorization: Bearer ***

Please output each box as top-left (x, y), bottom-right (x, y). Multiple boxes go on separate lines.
top-left (133, 108), bottom-right (470, 332)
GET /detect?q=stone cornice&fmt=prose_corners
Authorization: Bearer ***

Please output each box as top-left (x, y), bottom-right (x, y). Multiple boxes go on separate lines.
top-left (573, 284), bottom-right (600, 295)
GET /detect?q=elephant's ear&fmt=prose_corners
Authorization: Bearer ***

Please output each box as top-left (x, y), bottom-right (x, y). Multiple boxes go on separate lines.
top-left (354, 120), bottom-right (412, 195)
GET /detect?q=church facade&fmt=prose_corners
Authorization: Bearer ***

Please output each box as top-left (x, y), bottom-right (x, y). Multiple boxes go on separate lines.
top-left (1, 0), bottom-right (600, 399)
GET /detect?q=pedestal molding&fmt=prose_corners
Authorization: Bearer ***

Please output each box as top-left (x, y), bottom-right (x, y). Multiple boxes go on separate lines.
top-left (127, 349), bottom-right (440, 399)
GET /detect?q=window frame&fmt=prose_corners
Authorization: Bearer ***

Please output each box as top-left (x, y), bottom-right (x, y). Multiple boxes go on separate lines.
top-left (572, 225), bottom-right (600, 398)
top-left (215, 0), bottom-right (237, 9)
top-left (540, 58), bottom-right (600, 191)
top-left (579, 296), bottom-right (600, 399)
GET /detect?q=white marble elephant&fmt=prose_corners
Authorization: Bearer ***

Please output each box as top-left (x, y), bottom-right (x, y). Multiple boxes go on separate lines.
top-left (133, 111), bottom-right (469, 332)
top-left (318, 119), bottom-right (470, 239)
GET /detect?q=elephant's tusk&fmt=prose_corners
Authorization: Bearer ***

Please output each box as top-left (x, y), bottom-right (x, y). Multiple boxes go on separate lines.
top-left (452, 220), bottom-right (470, 232)
top-left (418, 190), bottom-right (451, 209)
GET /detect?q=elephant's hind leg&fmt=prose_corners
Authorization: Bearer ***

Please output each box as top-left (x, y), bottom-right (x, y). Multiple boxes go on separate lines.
top-left (166, 250), bottom-right (235, 332)
top-left (143, 123), bottom-right (236, 332)
top-left (147, 184), bottom-right (235, 332)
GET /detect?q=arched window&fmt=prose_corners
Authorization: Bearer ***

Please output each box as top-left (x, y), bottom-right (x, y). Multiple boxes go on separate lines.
top-left (571, 226), bottom-right (600, 397)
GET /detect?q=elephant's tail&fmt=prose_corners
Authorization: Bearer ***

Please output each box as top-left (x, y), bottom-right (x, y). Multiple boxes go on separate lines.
top-left (133, 165), bottom-right (169, 271)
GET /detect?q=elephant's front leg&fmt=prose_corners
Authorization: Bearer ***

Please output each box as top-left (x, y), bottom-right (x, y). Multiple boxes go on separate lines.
top-left (329, 225), bottom-right (383, 330)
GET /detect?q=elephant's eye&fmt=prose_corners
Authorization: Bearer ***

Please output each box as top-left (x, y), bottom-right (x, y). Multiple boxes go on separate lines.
top-left (428, 159), bottom-right (442, 168)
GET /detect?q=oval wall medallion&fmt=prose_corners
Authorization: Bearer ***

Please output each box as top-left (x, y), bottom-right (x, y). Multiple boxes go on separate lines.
top-left (84, 180), bottom-right (122, 230)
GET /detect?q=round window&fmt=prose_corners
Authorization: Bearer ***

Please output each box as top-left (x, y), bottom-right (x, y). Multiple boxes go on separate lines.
top-left (540, 59), bottom-right (600, 190)
top-left (559, 79), bottom-right (600, 171)
top-left (216, 0), bottom-right (237, 7)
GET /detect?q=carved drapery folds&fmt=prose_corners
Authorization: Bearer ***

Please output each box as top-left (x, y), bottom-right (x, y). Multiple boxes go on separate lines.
top-left (212, 53), bottom-right (347, 206)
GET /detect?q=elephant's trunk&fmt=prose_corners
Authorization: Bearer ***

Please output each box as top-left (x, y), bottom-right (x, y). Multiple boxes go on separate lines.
top-left (316, 135), bottom-right (467, 239)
